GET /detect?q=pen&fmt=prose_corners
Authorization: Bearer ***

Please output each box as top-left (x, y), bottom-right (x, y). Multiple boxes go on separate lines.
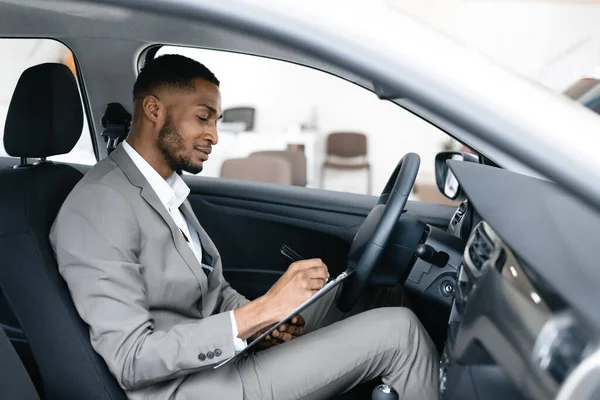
top-left (280, 244), bottom-right (332, 283)
top-left (280, 244), bottom-right (304, 263)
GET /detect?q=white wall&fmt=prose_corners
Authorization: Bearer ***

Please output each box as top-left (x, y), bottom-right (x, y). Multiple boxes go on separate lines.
top-left (460, 2), bottom-right (600, 91)
top-left (159, 47), bottom-right (449, 194)
top-left (391, 0), bottom-right (600, 92)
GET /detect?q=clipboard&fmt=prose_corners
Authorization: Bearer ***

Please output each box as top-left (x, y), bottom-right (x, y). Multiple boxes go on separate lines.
top-left (213, 269), bottom-right (352, 369)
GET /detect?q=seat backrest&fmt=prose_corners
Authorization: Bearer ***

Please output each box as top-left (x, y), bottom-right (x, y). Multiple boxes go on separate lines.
top-left (0, 326), bottom-right (39, 400)
top-left (0, 63), bottom-right (126, 399)
top-left (250, 150), bottom-right (307, 186)
top-left (326, 131), bottom-right (368, 158)
top-left (221, 155), bottom-right (292, 185)
top-left (222, 106), bottom-right (256, 131)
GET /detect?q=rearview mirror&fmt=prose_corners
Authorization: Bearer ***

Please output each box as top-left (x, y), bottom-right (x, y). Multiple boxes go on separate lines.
top-left (435, 151), bottom-right (479, 200)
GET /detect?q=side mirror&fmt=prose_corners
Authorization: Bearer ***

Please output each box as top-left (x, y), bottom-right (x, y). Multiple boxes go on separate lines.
top-left (435, 151), bottom-right (479, 200)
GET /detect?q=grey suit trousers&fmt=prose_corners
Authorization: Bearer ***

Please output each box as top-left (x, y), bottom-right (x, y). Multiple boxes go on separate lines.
top-left (231, 286), bottom-right (439, 400)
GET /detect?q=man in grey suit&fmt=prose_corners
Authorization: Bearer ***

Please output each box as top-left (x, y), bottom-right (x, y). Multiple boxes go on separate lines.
top-left (50, 55), bottom-right (439, 400)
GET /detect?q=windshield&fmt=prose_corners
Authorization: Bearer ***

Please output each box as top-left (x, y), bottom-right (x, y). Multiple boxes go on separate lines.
top-left (246, 0), bottom-right (600, 178)
top-left (385, 0), bottom-right (600, 119)
top-left (386, 0), bottom-right (600, 98)
top-left (381, 0), bottom-right (600, 161)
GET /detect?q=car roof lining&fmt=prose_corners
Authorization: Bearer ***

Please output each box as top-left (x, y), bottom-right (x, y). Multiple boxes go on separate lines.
top-left (0, 0), bottom-right (372, 88)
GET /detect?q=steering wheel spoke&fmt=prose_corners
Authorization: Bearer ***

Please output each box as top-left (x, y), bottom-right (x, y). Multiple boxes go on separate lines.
top-left (336, 153), bottom-right (421, 312)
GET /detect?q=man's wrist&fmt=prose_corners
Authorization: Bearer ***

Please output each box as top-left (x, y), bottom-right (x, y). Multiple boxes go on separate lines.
top-left (233, 294), bottom-right (280, 339)
top-left (229, 311), bottom-right (247, 352)
top-left (256, 293), bottom-right (281, 323)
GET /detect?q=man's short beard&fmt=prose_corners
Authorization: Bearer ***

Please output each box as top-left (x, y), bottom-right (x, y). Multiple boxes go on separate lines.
top-left (157, 115), bottom-right (203, 175)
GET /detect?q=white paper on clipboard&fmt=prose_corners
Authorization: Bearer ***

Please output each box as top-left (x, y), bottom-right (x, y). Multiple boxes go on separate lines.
top-left (213, 270), bottom-right (352, 369)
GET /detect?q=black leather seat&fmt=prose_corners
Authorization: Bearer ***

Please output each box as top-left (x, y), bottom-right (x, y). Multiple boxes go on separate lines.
top-left (0, 63), bottom-right (126, 399)
top-left (0, 326), bottom-right (39, 400)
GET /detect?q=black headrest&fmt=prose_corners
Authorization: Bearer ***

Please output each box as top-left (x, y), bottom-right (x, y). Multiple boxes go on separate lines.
top-left (4, 63), bottom-right (83, 158)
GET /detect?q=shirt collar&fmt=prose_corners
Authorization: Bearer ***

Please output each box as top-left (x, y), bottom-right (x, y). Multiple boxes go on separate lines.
top-left (122, 141), bottom-right (190, 211)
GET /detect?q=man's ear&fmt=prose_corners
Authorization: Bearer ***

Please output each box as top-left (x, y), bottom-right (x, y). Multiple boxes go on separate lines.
top-left (142, 95), bottom-right (163, 124)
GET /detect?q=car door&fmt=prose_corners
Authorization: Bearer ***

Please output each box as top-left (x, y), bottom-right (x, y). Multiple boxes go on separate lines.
top-left (187, 177), bottom-right (456, 300)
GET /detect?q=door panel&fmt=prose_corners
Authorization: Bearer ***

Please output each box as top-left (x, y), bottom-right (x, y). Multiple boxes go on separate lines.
top-left (185, 176), bottom-right (456, 300)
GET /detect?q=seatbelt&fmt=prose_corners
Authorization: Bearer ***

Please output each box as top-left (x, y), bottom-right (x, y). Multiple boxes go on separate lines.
top-left (101, 103), bottom-right (132, 155)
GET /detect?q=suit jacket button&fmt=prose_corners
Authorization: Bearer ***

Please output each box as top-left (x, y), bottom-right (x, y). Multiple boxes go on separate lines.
top-left (214, 349), bottom-right (222, 357)
top-left (207, 351), bottom-right (214, 360)
top-left (198, 353), bottom-right (206, 362)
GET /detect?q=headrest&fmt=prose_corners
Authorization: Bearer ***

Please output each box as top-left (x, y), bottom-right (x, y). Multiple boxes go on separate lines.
top-left (4, 63), bottom-right (83, 158)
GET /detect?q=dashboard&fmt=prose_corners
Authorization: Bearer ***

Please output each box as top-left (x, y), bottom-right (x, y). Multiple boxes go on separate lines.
top-left (439, 161), bottom-right (600, 400)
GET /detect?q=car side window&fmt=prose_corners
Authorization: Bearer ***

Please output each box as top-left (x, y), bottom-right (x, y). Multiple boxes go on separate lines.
top-left (154, 46), bottom-right (462, 205)
top-left (0, 38), bottom-right (96, 165)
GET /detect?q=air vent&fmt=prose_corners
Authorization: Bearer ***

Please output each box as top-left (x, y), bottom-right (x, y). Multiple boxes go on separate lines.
top-left (466, 222), bottom-right (495, 272)
top-left (451, 201), bottom-right (468, 227)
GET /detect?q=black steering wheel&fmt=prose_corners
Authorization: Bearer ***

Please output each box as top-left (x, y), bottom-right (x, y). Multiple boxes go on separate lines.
top-left (336, 153), bottom-right (420, 312)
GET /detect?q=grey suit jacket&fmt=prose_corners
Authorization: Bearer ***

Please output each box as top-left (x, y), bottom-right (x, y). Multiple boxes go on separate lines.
top-left (50, 145), bottom-right (249, 400)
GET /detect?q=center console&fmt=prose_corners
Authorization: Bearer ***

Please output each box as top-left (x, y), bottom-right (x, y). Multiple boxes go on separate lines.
top-left (439, 217), bottom-right (597, 400)
top-left (440, 220), bottom-right (527, 399)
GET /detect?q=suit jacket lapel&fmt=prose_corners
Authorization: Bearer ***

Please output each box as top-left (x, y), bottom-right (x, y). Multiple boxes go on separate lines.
top-left (110, 145), bottom-right (208, 293)
top-left (180, 200), bottom-right (220, 272)
top-left (180, 201), bottom-right (211, 263)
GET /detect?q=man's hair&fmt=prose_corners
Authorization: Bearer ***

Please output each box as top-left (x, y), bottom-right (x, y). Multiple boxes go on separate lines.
top-left (133, 54), bottom-right (220, 101)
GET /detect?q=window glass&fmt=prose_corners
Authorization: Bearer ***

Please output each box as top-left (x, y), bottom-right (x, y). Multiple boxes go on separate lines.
top-left (156, 46), bottom-right (463, 204)
top-left (0, 39), bottom-right (95, 165)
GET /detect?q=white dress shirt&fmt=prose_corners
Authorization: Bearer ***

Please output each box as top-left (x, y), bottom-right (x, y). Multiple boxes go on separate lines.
top-left (123, 141), bottom-right (246, 352)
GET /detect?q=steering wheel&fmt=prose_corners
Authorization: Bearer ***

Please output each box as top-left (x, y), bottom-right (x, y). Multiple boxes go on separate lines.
top-left (336, 153), bottom-right (420, 312)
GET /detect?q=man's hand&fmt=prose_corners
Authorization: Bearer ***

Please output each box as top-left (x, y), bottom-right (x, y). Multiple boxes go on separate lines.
top-left (263, 258), bottom-right (329, 321)
top-left (233, 259), bottom-right (328, 339)
top-left (250, 315), bottom-right (306, 351)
